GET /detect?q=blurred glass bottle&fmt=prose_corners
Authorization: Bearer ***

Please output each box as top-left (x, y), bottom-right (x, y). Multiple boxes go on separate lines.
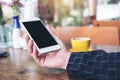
top-left (12, 15), bottom-right (21, 48)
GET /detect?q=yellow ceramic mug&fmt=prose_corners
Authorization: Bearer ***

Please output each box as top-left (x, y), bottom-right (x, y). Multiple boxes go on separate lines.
top-left (71, 37), bottom-right (91, 52)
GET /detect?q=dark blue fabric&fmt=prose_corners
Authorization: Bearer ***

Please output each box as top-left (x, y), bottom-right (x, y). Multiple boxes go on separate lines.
top-left (66, 50), bottom-right (120, 80)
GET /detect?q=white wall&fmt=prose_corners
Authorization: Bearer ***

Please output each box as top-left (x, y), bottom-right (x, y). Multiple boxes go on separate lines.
top-left (96, 4), bottom-right (120, 20)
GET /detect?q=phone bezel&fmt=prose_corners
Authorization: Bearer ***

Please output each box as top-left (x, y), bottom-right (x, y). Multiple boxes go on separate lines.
top-left (20, 17), bottom-right (61, 54)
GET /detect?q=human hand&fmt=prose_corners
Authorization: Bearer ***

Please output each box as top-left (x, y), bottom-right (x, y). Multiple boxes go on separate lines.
top-left (26, 32), bottom-right (71, 69)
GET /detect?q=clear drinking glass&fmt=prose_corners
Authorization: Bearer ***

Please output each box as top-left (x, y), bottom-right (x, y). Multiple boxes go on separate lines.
top-left (0, 25), bottom-right (12, 48)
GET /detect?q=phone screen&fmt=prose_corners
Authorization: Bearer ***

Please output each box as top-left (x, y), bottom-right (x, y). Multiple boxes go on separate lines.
top-left (22, 21), bottom-right (58, 48)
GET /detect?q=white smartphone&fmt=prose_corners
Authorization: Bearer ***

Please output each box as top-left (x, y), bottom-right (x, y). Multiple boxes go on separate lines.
top-left (20, 17), bottom-right (61, 54)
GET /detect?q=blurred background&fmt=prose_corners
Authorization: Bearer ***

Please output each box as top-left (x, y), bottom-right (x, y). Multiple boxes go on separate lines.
top-left (0, 0), bottom-right (120, 26)
top-left (0, 0), bottom-right (120, 48)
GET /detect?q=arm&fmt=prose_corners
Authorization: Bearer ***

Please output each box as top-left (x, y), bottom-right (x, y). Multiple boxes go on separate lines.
top-left (67, 50), bottom-right (120, 80)
top-left (26, 28), bottom-right (120, 79)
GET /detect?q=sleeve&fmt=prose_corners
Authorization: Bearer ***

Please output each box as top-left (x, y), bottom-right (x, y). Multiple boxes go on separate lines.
top-left (66, 50), bottom-right (120, 80)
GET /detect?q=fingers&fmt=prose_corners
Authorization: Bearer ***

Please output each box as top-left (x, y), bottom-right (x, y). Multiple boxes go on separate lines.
top-left (26, 34), bottom-right (42, 64)
top-left (26, 34), bottom-right (30, 45)
top-left (32, 46), bottom-right (46, 66)
top-left (27, 38), bottom-right (40, 61)
top-left (28, 39), bottom-right (33, 56)
top-left (32, 46), bottom-right (39, 59)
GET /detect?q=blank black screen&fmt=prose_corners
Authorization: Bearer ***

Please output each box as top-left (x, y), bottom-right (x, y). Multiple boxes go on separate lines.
top-left (23, 21), bottom-right (57, 48)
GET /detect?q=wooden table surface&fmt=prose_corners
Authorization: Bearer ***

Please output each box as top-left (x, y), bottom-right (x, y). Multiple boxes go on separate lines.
top-left (0, 44), bottom-right (120, 80)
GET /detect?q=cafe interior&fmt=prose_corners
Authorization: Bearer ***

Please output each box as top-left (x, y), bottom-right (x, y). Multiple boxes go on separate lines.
top-left (0, 0), bottom-right (120, 80)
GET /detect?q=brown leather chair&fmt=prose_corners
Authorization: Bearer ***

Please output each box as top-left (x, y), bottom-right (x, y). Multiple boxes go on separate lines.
top-left (92, 20), bottom-right (120, 28)
top-left (55, 26), bottom-right (120, 46)
top-left (92, 20), bottom-right (120, 40)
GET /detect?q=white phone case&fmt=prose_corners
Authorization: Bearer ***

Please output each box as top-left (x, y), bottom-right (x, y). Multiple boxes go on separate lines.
top-left (20, 17), bottom-right (61, 54)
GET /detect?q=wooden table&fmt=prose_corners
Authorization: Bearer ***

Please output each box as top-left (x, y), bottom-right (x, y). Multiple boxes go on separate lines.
top-left (0, 44), bottom-right (120, 80)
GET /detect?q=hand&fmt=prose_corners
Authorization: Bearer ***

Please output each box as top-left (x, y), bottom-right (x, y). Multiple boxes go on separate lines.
top-left (26, 34), bottom-right (71, 69)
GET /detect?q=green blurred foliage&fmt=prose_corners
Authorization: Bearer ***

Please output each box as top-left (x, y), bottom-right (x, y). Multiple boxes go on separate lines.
top-left (0, 5), bottom-right (3, 25)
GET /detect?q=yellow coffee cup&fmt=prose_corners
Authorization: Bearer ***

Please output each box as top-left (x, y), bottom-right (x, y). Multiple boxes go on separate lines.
top-left (71, 37), bottom-right (91, 52)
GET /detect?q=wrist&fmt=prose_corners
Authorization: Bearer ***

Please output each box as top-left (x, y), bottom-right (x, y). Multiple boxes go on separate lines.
top-left (61, 51), bottom-right (71, 69)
